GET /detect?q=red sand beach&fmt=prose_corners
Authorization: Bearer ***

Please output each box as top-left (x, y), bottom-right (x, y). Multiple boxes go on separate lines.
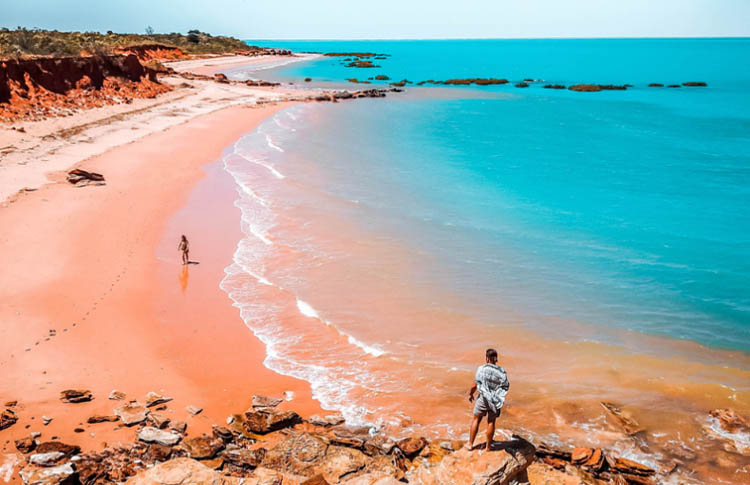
top-left (0, 101), bottom-right (324, 462)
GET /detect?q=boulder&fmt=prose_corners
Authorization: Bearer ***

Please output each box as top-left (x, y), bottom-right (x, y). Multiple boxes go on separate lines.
top-left (396, 437), bottom-right (428, 458)
top-left (87, 415), bottom-right (119, 424)
top-left (19, 463), bottom-right (76, 485)
top-left (252, 395), bottom-right (284, 409)
top-left (1, 407), bottom-right (18, 430)
top-left (407, 436), bottom-right (535, 485)
top-left (115, 402), bottom-right (149, 426)
top-left (180, 435), bottom-right (225, 459)
top-left (243, 409), bottom-right (301, 434)
top-left (145, 392), bottom-right (172, 407)
top-left (137, 426), bottom-right (182, 446)
top-left (15, 437), bottom-right (37, 454)
top-left (124, 457), bottom-right (242, 484)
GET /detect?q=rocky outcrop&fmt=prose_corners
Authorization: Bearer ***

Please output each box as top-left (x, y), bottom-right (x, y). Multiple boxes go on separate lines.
top-left (543, 84), bottom-right (566, 89)
top-left (252, 395), bottom-right (283, 409)
top-left (515, 82), bottom-right (530, 88)
top-left (682, 81), bottom-right (707, 87)
top-left (407, 436), bottom-right (536, 485)
top-left (648, 83), bottom-right (664, 87)
top-left (124, 458), bottom-right (243, 485)
top-left (114, 44), bottom-right (186, 62)
top-left (0, 54), bottom-right (171, 122)
top-left (346, 61), bottom-right (378, 68)
top-left (710, 408), bottom-right (749, 433)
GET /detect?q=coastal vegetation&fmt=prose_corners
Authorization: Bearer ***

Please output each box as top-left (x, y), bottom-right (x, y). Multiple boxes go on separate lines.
top-left (0, 27), bottom-right (252, 58)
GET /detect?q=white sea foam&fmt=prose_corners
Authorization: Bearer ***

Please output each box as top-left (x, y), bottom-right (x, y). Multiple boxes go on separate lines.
top-left (249, 224), bottom-right (273, 246)
top-left (296, 299), bottom-right (320, 318)
top-left (265, 133), bottom-right (285, 153)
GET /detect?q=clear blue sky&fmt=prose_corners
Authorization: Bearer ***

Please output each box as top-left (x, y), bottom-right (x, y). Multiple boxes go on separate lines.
top-left (4, 0), bottom-right (749, 39)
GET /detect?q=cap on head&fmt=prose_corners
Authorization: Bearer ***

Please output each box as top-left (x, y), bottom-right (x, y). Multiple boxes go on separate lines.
top-left (486, 348), bottom-right (498, 363)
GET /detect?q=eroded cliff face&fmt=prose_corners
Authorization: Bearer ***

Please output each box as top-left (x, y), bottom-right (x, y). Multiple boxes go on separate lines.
top-left (113, 44), bottom-right (187, 61)
top-left (0, 54), bottom-right (171, 122)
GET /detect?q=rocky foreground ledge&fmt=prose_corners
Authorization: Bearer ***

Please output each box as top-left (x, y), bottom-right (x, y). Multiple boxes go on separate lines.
top-left (1, 390), bottom-right (674, 484)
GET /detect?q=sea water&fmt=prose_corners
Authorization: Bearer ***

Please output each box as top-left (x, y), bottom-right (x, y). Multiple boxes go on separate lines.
top-left (218, 39), bottom-right (750, 470)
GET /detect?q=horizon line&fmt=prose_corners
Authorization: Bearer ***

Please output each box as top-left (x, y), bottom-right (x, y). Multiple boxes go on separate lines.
top-left (244, 35), bottom-right (750, 41)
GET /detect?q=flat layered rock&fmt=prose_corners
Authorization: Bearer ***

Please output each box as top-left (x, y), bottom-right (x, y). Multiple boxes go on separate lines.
top-left (407, 435), bottom-right (535, 485)
top-left (60, 389), bottom-right (92, 403)
top-left (29, 452), bottom-right (66, 467)
top-left (115, 402), bottom-right (149, 426)
top-left (138, 426), bottom-right (182, 446)
top-left (124, 457), bottom-right (242, 485)
top-left (145, 392), bottom-right (173, 408)
top-left (36, 441), bottom-right (80, 458)
top-left (710, 408), bottom-right (749, 433)
top-left (252, 395), bottom-right (283, 409)
top-left (186, 405), bottom-right (203, 416)
top-left (147, 413), bottom-right (170, 429)
top-left (87, 415), bottom-right (119, 424)
top-left (19, 463), bottom-right (75, 485)
top-left (309, 414), bottom-right (346, 427)
top-left (222, 444), bottom-right (266, 468)
top-left (109, 390), bottom-right (126, 400)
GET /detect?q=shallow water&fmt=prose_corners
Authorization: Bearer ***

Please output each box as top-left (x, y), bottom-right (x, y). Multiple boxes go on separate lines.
top-left (220, 39), bottom-right (750, 481)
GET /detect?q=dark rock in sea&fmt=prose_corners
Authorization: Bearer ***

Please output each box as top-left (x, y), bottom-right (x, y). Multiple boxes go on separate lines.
top-left (304, 77), bottom-right (312, 82)
top-left (324, 52), bottom-right (378, 58)
top-left (346, 60), bottom-right (379, 68)
top-left (648, 83), bottom-right (664, 87)
top-left (667, 84), bottom-right (681, 88)
top-left (375, 74), bottom-right (390, 81)
top-left (515, 82), bottom-right (530, 88)
top-left (710, 408), bottom-right (749, 433)
top-left (598, 84), bottom-right (628, 90)
top-left (390, 79), bottom-right (409, 87)
top-left (60, 389), bottom-right (93, 403)
top-left (543, 84), bottom-right (566, 89)
top-left (682, 81), bottom-right (707, 87)
top-left (569, 84), bottom-right (602, 92)
top-left (601, 402), bottom-right (645, 436)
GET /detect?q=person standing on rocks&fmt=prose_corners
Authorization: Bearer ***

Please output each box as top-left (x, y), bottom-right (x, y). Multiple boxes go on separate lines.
top-left (178, 235), bottom-right (190, 265)
top-left (468, 348), bottom-right (509, 451)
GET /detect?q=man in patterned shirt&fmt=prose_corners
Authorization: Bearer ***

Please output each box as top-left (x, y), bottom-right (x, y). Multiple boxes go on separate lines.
top-left (467, 348), bottom-right (510, 451)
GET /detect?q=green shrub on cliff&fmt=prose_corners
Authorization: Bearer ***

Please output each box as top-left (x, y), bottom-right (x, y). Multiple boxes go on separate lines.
top-left (0, 27), bottom-right (254, 58)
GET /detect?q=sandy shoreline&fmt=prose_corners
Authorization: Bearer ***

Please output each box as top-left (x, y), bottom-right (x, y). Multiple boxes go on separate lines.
top-left (0, 57), bottom-right (327, 479)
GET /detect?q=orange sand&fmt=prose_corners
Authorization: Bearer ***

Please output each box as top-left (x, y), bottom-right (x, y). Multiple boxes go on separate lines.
top-left (0, 101), bottom-right (322, 460)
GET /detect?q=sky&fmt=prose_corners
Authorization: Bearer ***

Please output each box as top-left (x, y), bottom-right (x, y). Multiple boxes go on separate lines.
top-left (3, 0), bottom-right (749, 39)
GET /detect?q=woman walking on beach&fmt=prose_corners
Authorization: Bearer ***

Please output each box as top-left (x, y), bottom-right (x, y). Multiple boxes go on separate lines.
top-left (178, 235), bottom-right (190, 265)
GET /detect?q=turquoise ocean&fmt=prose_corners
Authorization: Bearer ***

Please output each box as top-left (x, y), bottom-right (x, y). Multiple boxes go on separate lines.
top-left (239, 38), bottom-right (750, 351)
